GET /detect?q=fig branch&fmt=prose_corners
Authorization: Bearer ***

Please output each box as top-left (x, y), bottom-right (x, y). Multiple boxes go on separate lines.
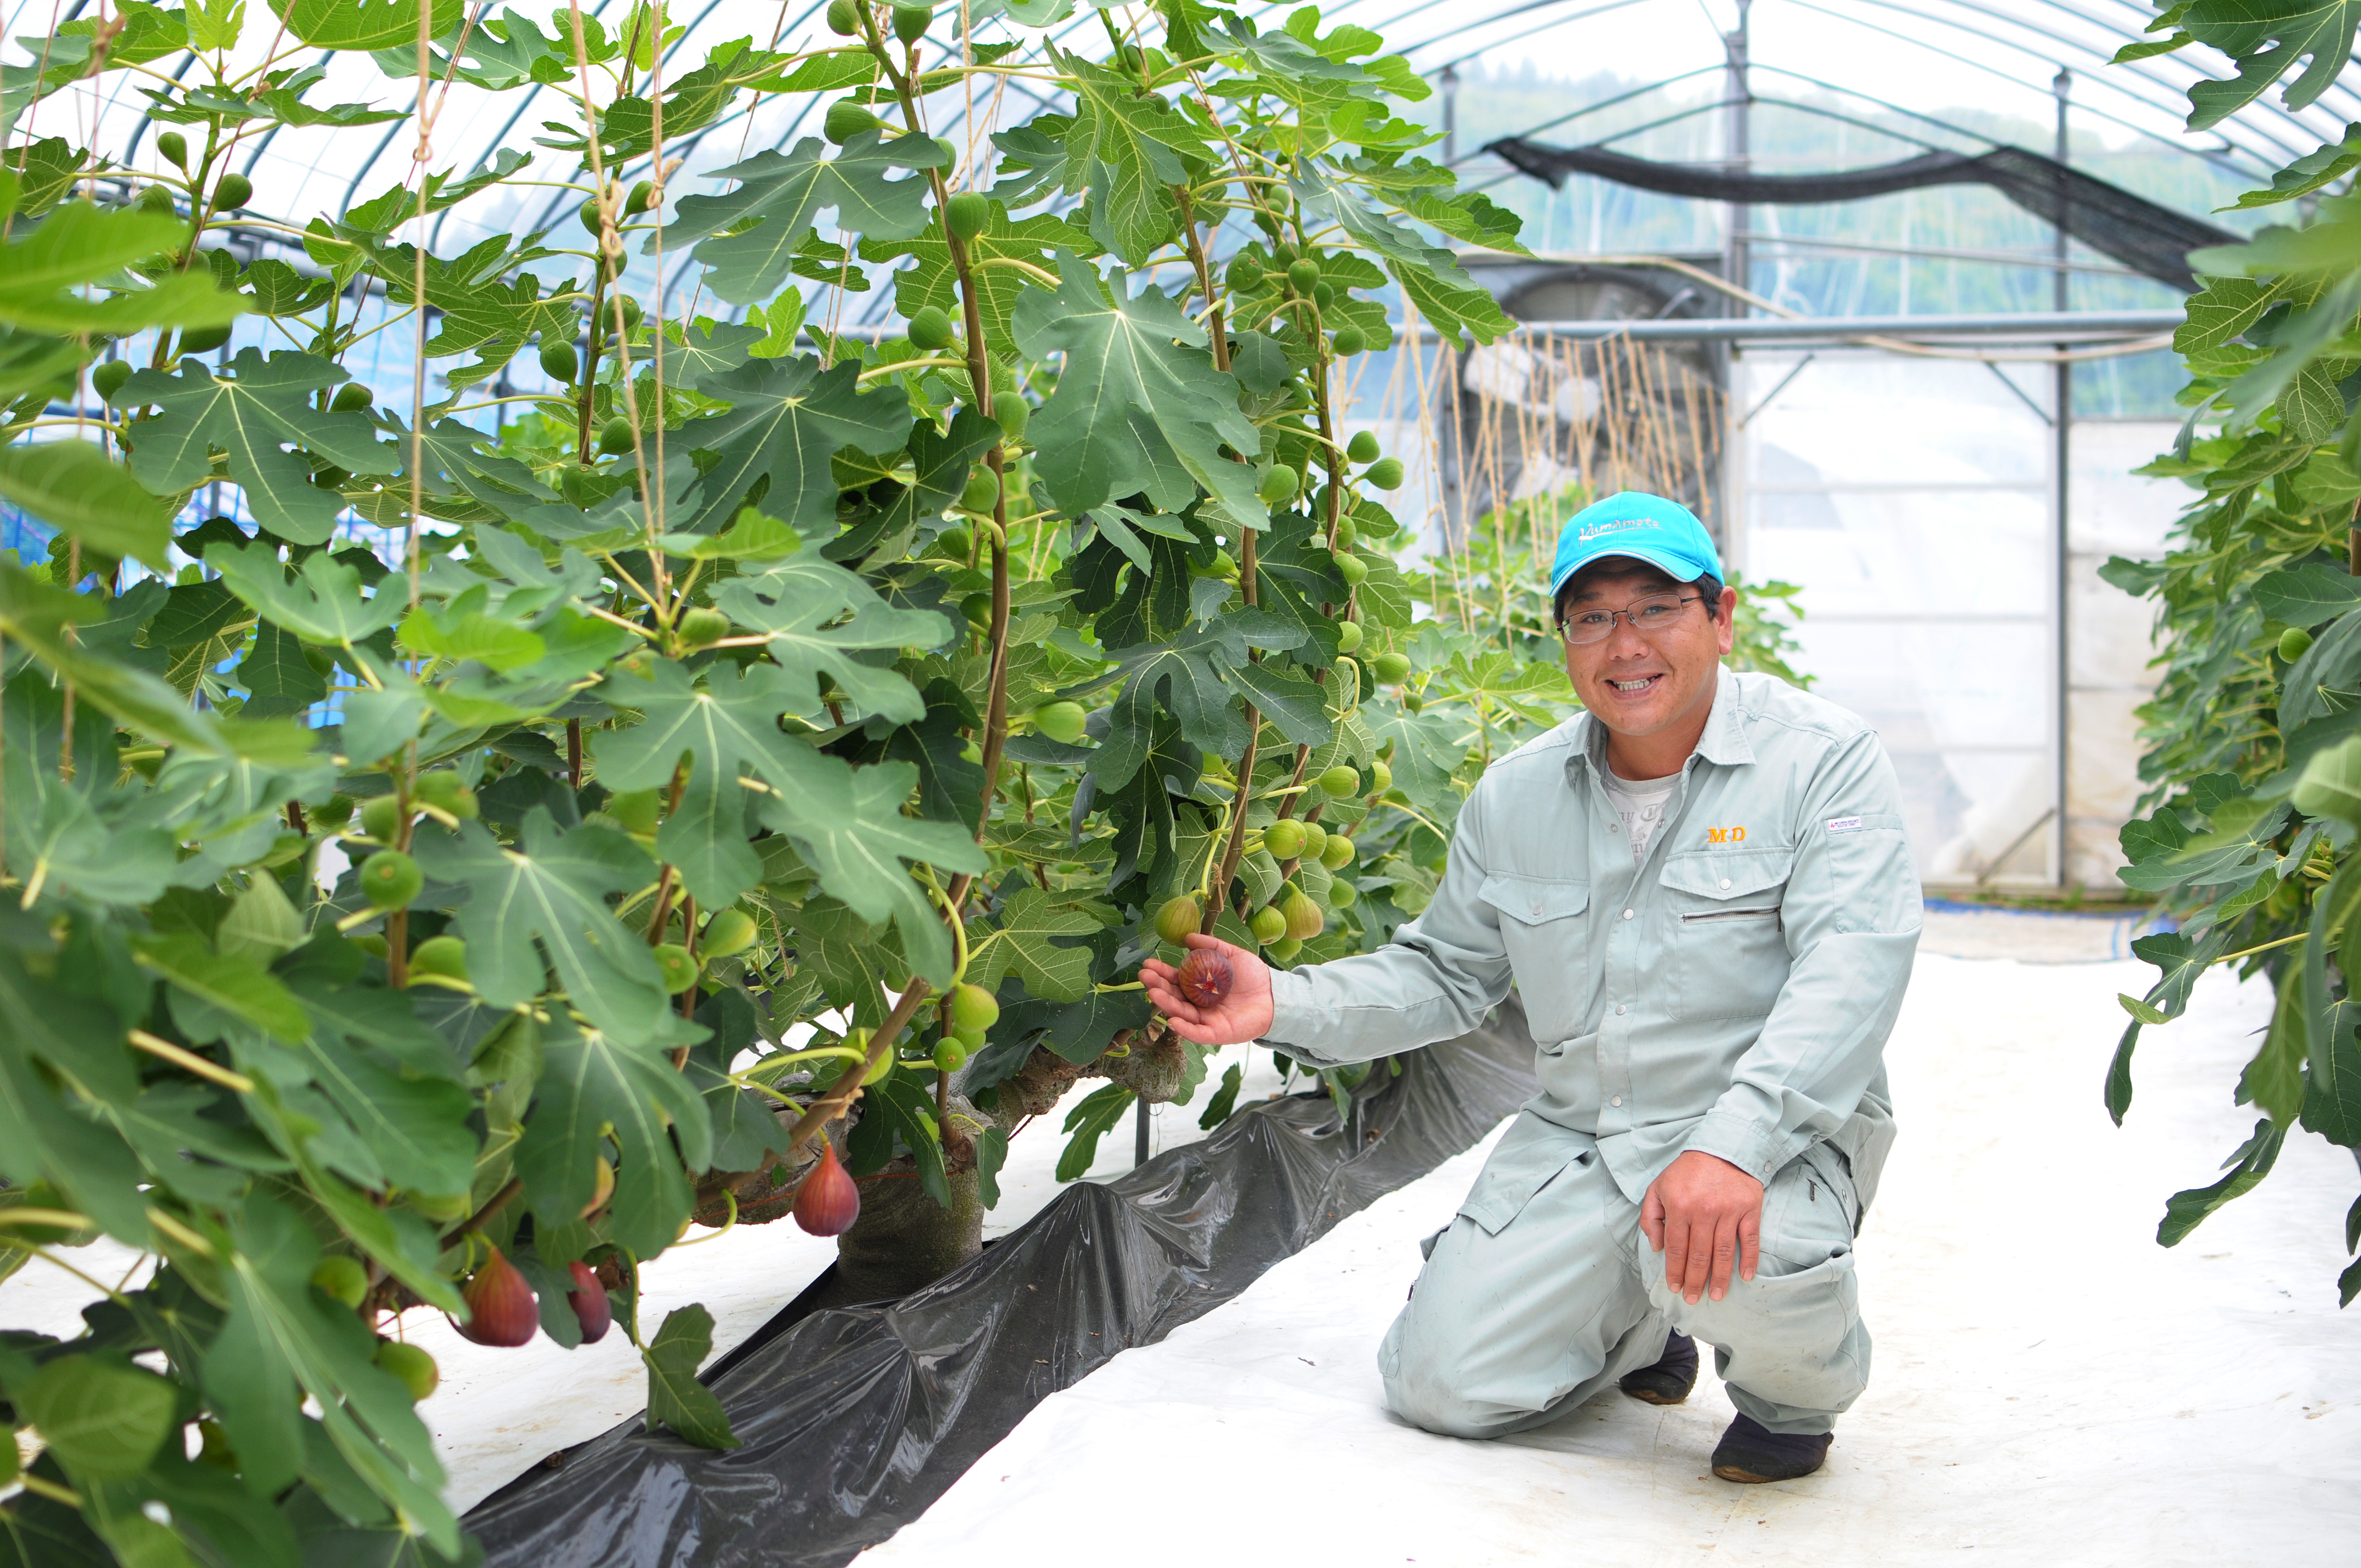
top-left (862, 0), bottom-right (1014, 913)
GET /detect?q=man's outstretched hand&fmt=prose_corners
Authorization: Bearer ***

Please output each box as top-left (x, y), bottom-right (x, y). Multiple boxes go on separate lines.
top-left (1139, 933), bottom-right (1276, 1046)
top-left (1640, 1150), bottom-right (1765, 1305)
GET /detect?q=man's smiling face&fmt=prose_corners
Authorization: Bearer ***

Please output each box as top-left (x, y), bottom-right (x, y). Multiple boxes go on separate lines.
top-left (1558, 562), bottom-right (1737, 759)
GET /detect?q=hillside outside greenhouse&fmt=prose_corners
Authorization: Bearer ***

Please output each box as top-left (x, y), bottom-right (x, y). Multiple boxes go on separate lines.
top-left (0, 1), bottom-right (2355, 1563)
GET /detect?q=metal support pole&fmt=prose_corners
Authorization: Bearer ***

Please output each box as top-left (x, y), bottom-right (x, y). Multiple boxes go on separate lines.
top-left (1718, 1), bottom-right (1751, 560)
top-left (1135, 1096), bottom-right (1150, 1167)
top-left (2053, 67), bottom-right (2072, 889)
top-left (1440, 64), bottom-right (1459, 164)
top-left (1722, 1), bottom-right (1751, 306)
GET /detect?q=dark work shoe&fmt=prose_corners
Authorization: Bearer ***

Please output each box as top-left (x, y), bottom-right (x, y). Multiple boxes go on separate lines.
top-left (1711, 1412), bottom-right (1832, 1483)
top-left (1617, 1329), bottom-right (1698, 1406)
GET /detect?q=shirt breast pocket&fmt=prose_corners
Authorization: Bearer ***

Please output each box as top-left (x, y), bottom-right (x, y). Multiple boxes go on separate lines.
top-left (1660, 848), bottom-right (1794, 1021)
top-left (1477, 873), bottom-right (1591, 1039)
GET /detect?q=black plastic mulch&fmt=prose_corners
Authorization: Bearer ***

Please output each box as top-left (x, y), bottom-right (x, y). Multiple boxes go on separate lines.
top-left (464, 1004), bottom-right (1537, 1567)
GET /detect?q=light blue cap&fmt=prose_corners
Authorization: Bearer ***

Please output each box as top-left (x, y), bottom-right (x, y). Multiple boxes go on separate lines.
top-left (1548, 491), bottom-right (1724, 601)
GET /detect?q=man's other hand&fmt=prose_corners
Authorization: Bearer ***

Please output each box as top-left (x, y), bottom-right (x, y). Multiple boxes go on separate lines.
top-left (1640, 1150), bottom-right (1765, 1305)
top-left (1139, 933), bottom-right (1276, 1046)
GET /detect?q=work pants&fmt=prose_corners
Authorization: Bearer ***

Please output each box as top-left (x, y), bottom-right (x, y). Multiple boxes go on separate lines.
top-left (1379, 1116), bottom-right (1870, 1439)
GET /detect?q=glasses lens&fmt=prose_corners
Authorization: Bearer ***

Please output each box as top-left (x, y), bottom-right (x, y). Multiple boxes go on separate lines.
top-left (1563, 611), bottom-right (1615, 645)
top-left (1560, 595), bottom-right (1687, 645)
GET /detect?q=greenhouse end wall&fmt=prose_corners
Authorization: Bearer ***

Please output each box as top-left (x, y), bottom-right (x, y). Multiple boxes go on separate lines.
top-left (1729, 348), bottom-right (2178, 894)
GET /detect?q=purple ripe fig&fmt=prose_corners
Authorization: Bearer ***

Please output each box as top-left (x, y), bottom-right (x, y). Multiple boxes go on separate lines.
top-left (567, 1260), bottom-right (611, 1344)
top-left (1176, 947), bottom-right (1234, 1009)
top-left (453, 1245), bottom-right (538, 1347)
top-left (793, 1141), bottom-right (861, 1237)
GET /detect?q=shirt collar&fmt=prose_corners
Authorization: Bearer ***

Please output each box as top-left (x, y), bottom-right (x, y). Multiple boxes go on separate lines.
top-left (1568, 665), bottom-right (1755, 780)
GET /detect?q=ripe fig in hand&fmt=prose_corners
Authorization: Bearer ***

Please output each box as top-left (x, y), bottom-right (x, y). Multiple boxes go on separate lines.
top-left (454, 1246), bottom-right (538, 1347)
top-left (567, 1261), bottom-right (611, 1344)
top-left (793, 1141), bottom-right (861, 1237)
top-left (1175, 947), bottom-right (1234, 1009)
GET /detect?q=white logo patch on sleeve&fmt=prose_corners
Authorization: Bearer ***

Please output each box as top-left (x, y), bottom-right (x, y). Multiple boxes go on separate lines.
top-left (1825, 816), bottom-right (1863, 834)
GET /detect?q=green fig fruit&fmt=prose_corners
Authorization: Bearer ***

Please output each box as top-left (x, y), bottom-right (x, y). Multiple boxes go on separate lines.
top-left (375, 1340), bottom-right (439, 1402)
top-left (892, 2), bottom-right (931, 42)
top-left (1319, 764), bottom-right (1361, 799)
top-left (2281, 626), bottom-right (2315, 662)
top-left (409, 935), bottom-right (470, 984)
top-left (653, 943), bottom-right (700, 994)
top-left (1369, 759), bottom-right (1393, 794)
top-left (347, 788), bottom-right (399, 840)
top-left (1335, 551), bottom-right (1369, 587)
top-left (1321, 833), bottom-right (1356, 869)
top-left (1287, 258), bottom-right (1320, 293)
top-left (1347, 431), bottom-right (1380, 464)
top-left (825, 99), bottom-right (881, 143)
top-left (597, 416), bottom-right (635, 455)
top-left (332, 381), bottom-right (374, 412)
top-left (993, 391), bottom-right (1029, 442)
top-left (1155, 894), bottom-right (1202, 945)
top-left (360, 850), bottom-right (423, 911)
top-left (605, 787), bottom-right (662, 835)
top-left (908, 304), bottom-right (958, 350)
top-left (351, 798), bottom-right (404, 845)
top-left (214, 172), bottom-right (252, 210)
top-left (1249, 903), bottom-right (1289, 945)
top-left (1228, 255), bottom-right (1264, 290)
top-left (1281, 885), bottom-right (1325, 941)
top-left (958, 467), bottom-right (1000, 514)
top-left (946, 189), bottom-right (989, 241)
top-left (155, 131), bottom-right (188, 169)
top-left (1372, 651), bottom-right (1411, 684)
top-left (678, 606), bottom-right (731, 647)
top-left (951, 982), bottom-right (999, 1036)
top-left (1335, 619), bottom-right (1363, 654)
top-left (701, 907), bottom-right (759, 959)
top-left (139, 183), bottom-right (175, 215)
top-left (177, 323), bottom-right (231, 355)
top-left (91, 360), bottom-right (133, 401)
top-left (311, 1255), bottom-right (369, 1309)
top-left (1313, 280), bottom-right (1334, 309)
top-left (826, 0), bottom-right (861, 33)
top-left (1258, 465), bottom-right (1301, 504)
top-left (1366, 456), bottom-right (1405, 490)
top-left (934, 1039), bottom-right (968, 1072)
top-left (1263, 818), bottom-right (1306, 862)
top-left (1034, 701), bottom-right (1089, 744)
top-left (1269, 937), bottom-right (1302, 961)
top-left (540, 337), bottom-right (579, 383)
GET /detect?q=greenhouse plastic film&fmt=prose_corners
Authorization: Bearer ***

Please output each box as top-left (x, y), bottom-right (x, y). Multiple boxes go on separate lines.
top-left (462, 1004), bottom-right (1541, 1567)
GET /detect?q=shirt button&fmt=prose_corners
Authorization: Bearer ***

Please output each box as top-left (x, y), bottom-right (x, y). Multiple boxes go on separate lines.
top-left (1611, 1096), bottom-right (1623, 1107)
top-left (1720, 878), bottom-right (1732, 890)
top-left (1622, 908), bottom-right (1634, 920)
top-left (1615, 1003), bottom-right (1626, 1015)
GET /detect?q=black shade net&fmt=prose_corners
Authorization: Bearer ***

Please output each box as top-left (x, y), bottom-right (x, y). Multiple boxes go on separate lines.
top-left (1483, 138), bottom-right (2235, 293)
top-left (463, 1002), bottom-right (1541, 1568)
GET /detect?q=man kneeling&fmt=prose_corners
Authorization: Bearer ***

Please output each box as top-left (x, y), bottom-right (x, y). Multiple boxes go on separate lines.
top-left (1141, 492), bottom-right (1919, 1483)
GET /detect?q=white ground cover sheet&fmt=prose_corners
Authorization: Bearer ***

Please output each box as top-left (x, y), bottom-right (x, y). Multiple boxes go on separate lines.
top-left (866, 944), bottom-right (2361, 1566)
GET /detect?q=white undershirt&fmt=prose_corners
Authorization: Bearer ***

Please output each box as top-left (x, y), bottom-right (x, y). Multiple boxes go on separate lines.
top-left (1603, 767), bottom-right (1679, 866)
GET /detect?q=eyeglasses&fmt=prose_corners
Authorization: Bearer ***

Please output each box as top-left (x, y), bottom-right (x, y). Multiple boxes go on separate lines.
top-left (1557, 592), bottom-right (1702, 646)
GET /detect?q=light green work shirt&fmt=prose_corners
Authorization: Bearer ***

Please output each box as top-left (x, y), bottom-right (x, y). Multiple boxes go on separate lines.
top-left (1265, 668), bottom-right (1920, 1212)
